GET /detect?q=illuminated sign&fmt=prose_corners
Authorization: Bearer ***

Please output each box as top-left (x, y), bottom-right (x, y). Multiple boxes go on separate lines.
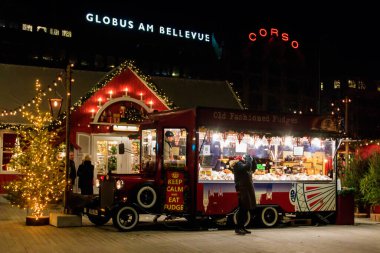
top-left (85, 13), bottom-right (211, 43)
top-left (248, 28), bottom-right (299, 49)
top-left (113, 125), bottom-right (139, 132)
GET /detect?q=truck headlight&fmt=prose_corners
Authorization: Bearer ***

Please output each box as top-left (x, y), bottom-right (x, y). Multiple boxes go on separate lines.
top-left (116, 179), bottom-right (124, 190)
top-left (95, 179), bottom-right (100, 188)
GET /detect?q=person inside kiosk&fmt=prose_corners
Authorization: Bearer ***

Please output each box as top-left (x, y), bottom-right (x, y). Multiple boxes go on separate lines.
top-left (163, 129), bottom-right (187, 169)
top-left (164, 131), bottom-right (175, 160)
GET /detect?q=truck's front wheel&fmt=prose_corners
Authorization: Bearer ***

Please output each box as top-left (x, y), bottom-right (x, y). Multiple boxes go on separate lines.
top-left (112, 205), bottom-right (139, 231)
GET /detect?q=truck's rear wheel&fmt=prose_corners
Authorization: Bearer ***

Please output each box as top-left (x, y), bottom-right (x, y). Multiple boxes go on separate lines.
top-left (112, 205), bottom-right (139, 231)
top-left (260, 206), bottom-right (279, 227)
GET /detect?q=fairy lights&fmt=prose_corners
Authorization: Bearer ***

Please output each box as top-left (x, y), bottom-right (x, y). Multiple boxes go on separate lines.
top-left (0, 60), bottom-right (177, 130)
top-left (4, 80), bottom-right (66, 219)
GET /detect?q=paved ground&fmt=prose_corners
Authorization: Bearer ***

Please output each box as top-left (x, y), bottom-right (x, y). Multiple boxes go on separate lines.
top-left (1, 195), bottom-right (380, 253)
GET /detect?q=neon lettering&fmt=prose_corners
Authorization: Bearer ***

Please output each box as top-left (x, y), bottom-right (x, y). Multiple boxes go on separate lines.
top-left (85, 12), bottom-right (210, 43)
top-left (103, 16), bottom-right (110, 25)
top-left (271, 28), bottom-right (279, 37)
top-left (282, 33), bottom-right (289, 41)
top-left (259, 28), bottom-right (267, 37)
top-left (248, 27), bottom-right (300, 49)
top-left (248, 33), bottom-right (257, 41)
top-left (86, 13), bottom-right (93, 22)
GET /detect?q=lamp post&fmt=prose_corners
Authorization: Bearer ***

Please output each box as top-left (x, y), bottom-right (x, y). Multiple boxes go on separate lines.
top-left (343, 96), bottom-right (351, 171)
top-left (64, 64), bottom-right (73, 214)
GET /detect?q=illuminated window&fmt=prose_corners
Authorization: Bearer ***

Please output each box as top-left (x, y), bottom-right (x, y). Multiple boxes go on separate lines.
top-left (320, 82), bottom-right (324, 91)
top-left (348, 80), bottom-right (356, 88)
top-left (22, 23), bottom-right (33, 32)
top-left (377, 85), bottom-right (380, 92)
top-left (333, 80), bottom-right (341, 89)
top-left (163, 128), bottom-right (187, 169)
top-left (141, 129), bottom-right (157, 174)
top-left (37, 26), bottom-right (47, 33)
top-left (61, 29), bottom-right (72, 38)
top-left (42, 56), bottom-right (53, 61)
top-left (358, 81), bottom-right (366, 90)
top-left (49, 28), bottom-right (60, 36)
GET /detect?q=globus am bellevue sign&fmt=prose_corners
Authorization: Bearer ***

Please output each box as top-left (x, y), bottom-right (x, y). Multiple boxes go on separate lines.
top-left (86, 12), bottom-right (211, 43)
top-left (248, 28), bottom-right (299, 49)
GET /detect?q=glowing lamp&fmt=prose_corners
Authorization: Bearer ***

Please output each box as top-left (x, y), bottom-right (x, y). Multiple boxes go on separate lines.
top-left (48, 98), bottom-right (62, 118)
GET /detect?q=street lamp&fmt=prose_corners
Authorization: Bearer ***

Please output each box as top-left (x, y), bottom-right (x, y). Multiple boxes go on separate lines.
top-left (64, 64), bottom-right (73, 214)
top-left (342, 96), bottom-right (351, 172)
top-left (48, 98), bottom-right (62, 118)
top-left (48, 64), bottom-right (73, 214)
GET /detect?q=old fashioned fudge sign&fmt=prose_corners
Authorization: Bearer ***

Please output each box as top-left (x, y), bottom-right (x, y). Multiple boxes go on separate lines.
top-left (164, 171), bottom-right (185, 212)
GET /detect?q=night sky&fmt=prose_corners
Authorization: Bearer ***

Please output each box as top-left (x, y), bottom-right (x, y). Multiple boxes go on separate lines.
top-left (1, 1), bottom-right (380, 79)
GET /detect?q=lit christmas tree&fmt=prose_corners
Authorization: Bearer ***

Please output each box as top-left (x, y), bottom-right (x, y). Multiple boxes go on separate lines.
top-left (5, 80), bottom-right (66, 219)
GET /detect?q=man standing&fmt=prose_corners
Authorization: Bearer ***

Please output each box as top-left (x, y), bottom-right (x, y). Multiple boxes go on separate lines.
top-left (164, 131), bottom-right (175, 160)
top-left (69, 151), bottom-right (77, 191)
top-left (231, 154), bottom-right (256, 235)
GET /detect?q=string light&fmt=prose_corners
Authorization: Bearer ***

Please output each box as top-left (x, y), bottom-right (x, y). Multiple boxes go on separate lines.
top-left (1, 59), bottom-right (245, 128)
top-left (4, 80), bottom-right (66, 219)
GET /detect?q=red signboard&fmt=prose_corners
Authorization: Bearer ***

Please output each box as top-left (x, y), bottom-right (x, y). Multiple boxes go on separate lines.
top-left (164, 171), bottom-right (185, 212)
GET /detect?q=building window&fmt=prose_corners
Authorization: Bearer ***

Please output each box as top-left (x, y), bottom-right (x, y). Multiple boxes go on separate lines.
top-left (348, 80), bottom-right (356, 89)
top-left (320, 82), bottom-right (324, 91)
top-left (333, 80), bottom-right (341, 89)
top-left (1, 132), bottom-right (17, 172)
top-left (22, 23), bottom-right (33, 32)
top-left (49, 28), bottom-right (60, 36)
top-left (37, 26), bottom-right (47, 33)
top-left (377, 85), bottom-right (380, 92)
top-left (357, 81), bottom-right (366, 90)
top-left (61, 29), bottom-right (72, 38)
top-left (42, 55), bottom-right (53, 61)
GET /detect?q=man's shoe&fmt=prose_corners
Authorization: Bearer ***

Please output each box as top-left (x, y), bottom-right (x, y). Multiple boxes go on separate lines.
top-left (243, 228), bottom-right (251, 234)
top-left (235, 229), bottom-right (246, 235)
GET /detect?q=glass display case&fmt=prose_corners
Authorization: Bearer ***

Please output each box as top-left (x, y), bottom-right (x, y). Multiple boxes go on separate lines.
top-left (198, 129), bottom-right (335, 181)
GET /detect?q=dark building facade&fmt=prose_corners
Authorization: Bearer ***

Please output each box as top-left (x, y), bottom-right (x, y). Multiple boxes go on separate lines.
top-left (1, 2), bottom-right (378, 138)
top-left (0, 2), bottom-right (319, 112)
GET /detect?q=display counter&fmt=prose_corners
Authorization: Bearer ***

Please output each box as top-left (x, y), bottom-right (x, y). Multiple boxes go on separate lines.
top-left (199, 170), bottom-right (332, 181)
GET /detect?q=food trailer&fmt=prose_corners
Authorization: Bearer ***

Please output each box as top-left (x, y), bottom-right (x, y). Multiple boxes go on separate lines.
top-left (85, 107), bottom-right (340, 231)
